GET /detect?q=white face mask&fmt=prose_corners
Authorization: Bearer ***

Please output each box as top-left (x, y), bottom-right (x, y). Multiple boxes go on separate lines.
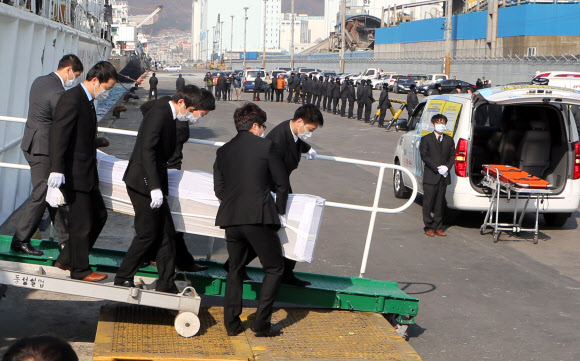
top-left (176, 103), bottom-right (191, 121)
top-left (298, 123), bottom-right (313, 140)
top-left (93, 82), bottom-right (110, 101)
top-left (260, 131), bottom-right (266, 138)
top-left (65, 69), bottom-right (76, 88)
top-left (189, 110), bottom-right (203, 124)
top-left (434, 123), bottom-right (447, 133)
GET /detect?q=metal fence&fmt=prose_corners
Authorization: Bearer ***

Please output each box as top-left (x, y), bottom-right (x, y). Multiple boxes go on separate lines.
top-left (0, 116), bottom-right (419, 278)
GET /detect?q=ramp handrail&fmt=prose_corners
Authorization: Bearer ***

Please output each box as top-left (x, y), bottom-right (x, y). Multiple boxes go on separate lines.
top-left (0, 115), bottom-right (418, 278)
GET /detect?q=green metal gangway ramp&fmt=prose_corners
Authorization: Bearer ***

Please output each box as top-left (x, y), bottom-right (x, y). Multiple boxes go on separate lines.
top-left (0, 235), bottom-right (418, 326)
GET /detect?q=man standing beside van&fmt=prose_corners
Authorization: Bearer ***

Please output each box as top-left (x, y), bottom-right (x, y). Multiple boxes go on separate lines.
top-left (420, 114), bottom-right (455, 237)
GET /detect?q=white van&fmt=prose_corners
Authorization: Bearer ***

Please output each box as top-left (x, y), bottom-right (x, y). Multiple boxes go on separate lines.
top-left (392, 85), bottom-right (580, 227)
top-left (532, 71), bottom-right (580, 90)
top-left (424, 74), bottom-right (448, 85)
top-left (242, 69), bottom-right (266, 92)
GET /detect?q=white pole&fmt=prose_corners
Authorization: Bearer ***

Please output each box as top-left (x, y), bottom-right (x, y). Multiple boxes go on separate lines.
top-left (243, 7), bottom-right (248, 70)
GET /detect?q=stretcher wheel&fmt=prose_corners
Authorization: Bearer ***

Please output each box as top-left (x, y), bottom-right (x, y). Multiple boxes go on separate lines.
top-left (480, 226), bottom-right (485, 235)
top-left (493, 231), bottom-right (501, 243)
top-left (533, 234), bottom-right (538, 244)
top-left (174, 311), bottom-right (200, 337)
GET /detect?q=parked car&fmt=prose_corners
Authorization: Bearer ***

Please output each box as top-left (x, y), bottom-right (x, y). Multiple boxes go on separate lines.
top-left (388, 75), bottom-right (407, 91)
top-left (392, 77), bottom-right (416, 93)
top-left (242, 69), bottom-right (266, 92)
top-left (418, 79), bottom-right (476, 95)
top-left (392, 85), bottom-right (580, 227)
top-left (163, 65), bottom-right (182, 72)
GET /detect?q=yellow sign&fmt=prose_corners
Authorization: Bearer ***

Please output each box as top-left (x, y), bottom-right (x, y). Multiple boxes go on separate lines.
top-left (420, 100), bottom-right (462, 136)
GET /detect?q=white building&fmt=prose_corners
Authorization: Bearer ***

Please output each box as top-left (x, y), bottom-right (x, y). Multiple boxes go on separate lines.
top-left (263, 0), bottom-right (281, 49)
top-left (280, 14), bottom-right (325, 54)
top-left (191, 0), bottom-right (208, 61)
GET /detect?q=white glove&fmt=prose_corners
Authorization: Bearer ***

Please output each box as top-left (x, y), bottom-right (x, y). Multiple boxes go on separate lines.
top-left (437, 165), bottom-right (448, 175)
top-left (47, 172), bottom-right (65, 188)
top-left (46, 187), bottom-right (66, 208)
top-left (307, 148), bottom-right (317, 160)
top-left (150, 189), bottom-right (163, 209)
top-left (279, 215), bottom-right (288, 228)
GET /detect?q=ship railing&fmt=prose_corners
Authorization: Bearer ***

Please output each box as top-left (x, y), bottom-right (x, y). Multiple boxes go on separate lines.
top-left (0, 115), bottom-right (418, 279)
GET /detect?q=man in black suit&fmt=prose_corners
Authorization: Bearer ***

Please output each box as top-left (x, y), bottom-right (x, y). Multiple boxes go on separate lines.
top-left (114, 85), bottom-right (201, 293)
top-left (253, 74), bottom-right (263, 101)
top-left (373, 83), bottom-right (391, 128)
top-left (419, 114), bottom-right (456, 237)
top-left (48, 61), bottom-right (118, 282)
top-left (149, 73), bottom-right (158, 100)
top-left (223, 104), bottom-right (323, 287)
top-left (406, 84), bottom-right (419, 119)
top-left (10, 54), bottom-right (83, 257)
top-left (214, 102), bottom-right (289, 337)
top-left (139, 87), bottom-right (216, 273)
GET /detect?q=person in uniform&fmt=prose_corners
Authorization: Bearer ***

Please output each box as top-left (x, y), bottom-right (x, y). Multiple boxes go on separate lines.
top-left (253, 74), bottom-right (263, 101)
top-left (48, 61), bottom-right (118, 282)
top-left (360, 80), bottom-right (374, 122)
top-left (10, 54), bottom-right (83, 258)
top-left (214, 102), bottom-right (289, 337)
top-left (114, 85), bottom-right (201, 293)
top-left (406, 84), bottom-right (419, 119)
top-left (325, 78), bottom-right (335, 112)
top-left (332, 78), bottom-right (341, 114)
top-left (148, 72), bottom-right (158, 100)
top-left (176, 73), bottom-right (185, 91)
top-left (374, 83), bottom-right (392, 128)
top-left (420, 114), bottom-right (456, 237)
top-left (339, 77), bottom-right (349, 117)
top-left (286, 73), bottom-right (296, 103)
top-left (347, 79), bottom-right (356, 119)
top-left (321, 75), bottom-right (329, 111)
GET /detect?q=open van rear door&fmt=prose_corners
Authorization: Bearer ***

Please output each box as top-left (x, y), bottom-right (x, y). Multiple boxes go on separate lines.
top-left (474, 85), bottom-right (580, 106)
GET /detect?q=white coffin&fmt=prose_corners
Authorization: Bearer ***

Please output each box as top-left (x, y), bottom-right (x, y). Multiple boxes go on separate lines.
top-left (96, 151), bottom-right (325, 263)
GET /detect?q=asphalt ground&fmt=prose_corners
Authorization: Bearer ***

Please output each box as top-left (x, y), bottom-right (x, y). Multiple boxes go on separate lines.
top-left (1, 69), bottom-right (579, 361)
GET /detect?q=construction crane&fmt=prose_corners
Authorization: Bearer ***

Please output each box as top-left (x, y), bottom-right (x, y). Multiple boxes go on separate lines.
top-left (135, 5), bottom-right (163, 29)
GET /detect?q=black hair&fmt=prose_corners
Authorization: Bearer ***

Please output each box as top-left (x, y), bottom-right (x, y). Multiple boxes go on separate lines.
top-left (57, 54), bottom-right (83, 73)
top-left (234, 102), bottom-right (267, 131)
top-left (431, 113), bottom-right (448, 124)
top-left (172, 84), bottom-right (201, 108)
top-left (455, 84), bottom-right (462, 89)
top-left (293, 104), bottom-right (324, 127)
top-left (85, 61), bottom-right (118, 83)
top-left (383, 83), bottom-right (389, 89)
top-left (152, 73), bottom-right (156, 77)
top-left (409, 84), bottom-right (416, 89)
top-left (2, 336), bottom-right (79, 361)
top-left (434, 83), bottom-right (442, 88)
top-left (196, 88), bottom-right (216, 110)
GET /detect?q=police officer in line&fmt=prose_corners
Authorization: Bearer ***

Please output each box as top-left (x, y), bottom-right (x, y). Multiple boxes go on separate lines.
top-left (305, 74), bottom-right (313, 104)
top-left (332, 78), bottom-right (341, 114)
top-left (373, 83), bottom-right (392, 128)
top-left (315, 76), bottom-right (324, 108)
top-left (324, 77), bottom-right (333, 112)
top-left (339, 77), bottom-right (349, 117)
top-left (293, 74), bottom-right (302, 103)
top-left (407, 84), bottom-right (419, 119)
top-left (346, 79), bottom-right (357, 119)
top-left (322, 75), bottom-right (330, 111)
top-left (287, 73), bottom-right (296, 103)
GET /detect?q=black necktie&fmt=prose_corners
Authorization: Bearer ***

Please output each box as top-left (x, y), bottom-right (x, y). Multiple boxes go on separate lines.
top-left (438, 135), bottom-right (442, 143)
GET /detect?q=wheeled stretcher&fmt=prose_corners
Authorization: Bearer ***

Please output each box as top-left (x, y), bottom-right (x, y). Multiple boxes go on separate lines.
top-left (480, 164), bottom-right (554, 244)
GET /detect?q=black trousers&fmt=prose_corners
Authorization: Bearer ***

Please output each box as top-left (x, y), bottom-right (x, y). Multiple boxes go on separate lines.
top-left (265, 87), bottom-right (273, 101)
top-left (149, 88), bottom-right (157, 100)
top-left (314, 94), bottom-right (321, 108)
top-left (348, 100), bottom-right (355, 118)
top-left (357, 102), bottom-right (364, 119)
top-left (287, 88), bottom-right (294, 102)
top-left (115, 187), bottom-right (177, 292)
top-left (253, 89), bottom-right (261, 101)
top-left (275, 89), bottom-right (284, 102)
top-left (340, 98), bottom-right (347, 116)
top-left (63, 187), bottom-right (107, 279)
top-left (224, 224), bottom-right (284, 333)
top-left (306, 93), bottom-right (312, 104)
top-left (12, 152), bottom-right (69, 249)
top-left (363, 101), bottom-right (373, 121)
top-left (422, 182), bottom-right (447, 231)
top-left (378, 104), bottom-right (389, 126)
top-left (293, 89), bottom-right (300, 103)
top-left (332, 97), bottom-right (339, 113)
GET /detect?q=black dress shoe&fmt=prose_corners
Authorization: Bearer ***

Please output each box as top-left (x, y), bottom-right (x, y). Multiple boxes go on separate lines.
top-left (227, 324), bottom-right (245, 336)
top-left (252, 324), bottom-right (283, 337)
top-left (54, 261), bottom-right (71, 271)
top-left (177, 263), bottom-right (209, 273)
top-left (114, 280), bottom-right (136, 288)
top-left (10, 243), bottom-right (44, 256)
top-left (281, 275), bottom-right (311, 287)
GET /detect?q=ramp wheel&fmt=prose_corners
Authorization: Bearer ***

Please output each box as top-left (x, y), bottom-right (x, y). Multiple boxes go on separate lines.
top-left (493, 231), bottom-right (501, 243)
top-left (174, 311), bottom-right (200, 337)
top-left (480, 226), bottom-right (485, 235)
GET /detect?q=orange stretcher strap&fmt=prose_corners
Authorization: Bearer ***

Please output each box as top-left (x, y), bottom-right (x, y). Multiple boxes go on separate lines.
top-left (483, 164), bottom-right (551, 189)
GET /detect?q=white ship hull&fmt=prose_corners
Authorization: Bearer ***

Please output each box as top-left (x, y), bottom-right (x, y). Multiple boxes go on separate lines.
top-left (0, 2), bottom-right (112, 225)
